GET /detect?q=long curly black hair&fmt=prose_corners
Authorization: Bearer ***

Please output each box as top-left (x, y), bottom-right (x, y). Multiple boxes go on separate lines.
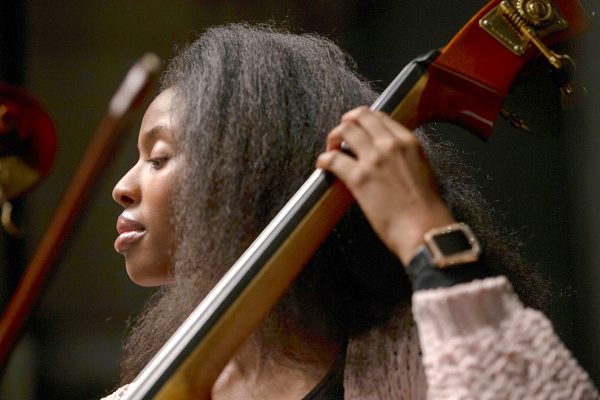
top-left (119, 24), bottom-right (548, 383)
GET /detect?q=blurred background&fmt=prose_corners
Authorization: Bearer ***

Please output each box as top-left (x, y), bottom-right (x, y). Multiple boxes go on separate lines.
top-left (0, 1), bottom-right (598, 398)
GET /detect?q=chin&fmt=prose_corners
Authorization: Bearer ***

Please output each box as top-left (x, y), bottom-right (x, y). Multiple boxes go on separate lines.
top-left (126, 261), bottom-right (173, 287)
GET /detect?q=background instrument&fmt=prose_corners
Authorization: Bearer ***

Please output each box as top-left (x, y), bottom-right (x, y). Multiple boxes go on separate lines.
top-left (0, 54), bottom-right (160, 371)
top-left (0, 83), bottom-right (56, 236)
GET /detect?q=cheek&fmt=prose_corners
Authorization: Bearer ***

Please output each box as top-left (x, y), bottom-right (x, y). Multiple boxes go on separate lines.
top-left (153, 170), bottom-right (180, 243)
top-left (149, 178), bottom-right (177, 248)
top-left (147, 166), bottom-right (180, 223)
top-left (155, 177), bottom-right (178, 231)
top-left (129, 175), bottom-right (179, 286)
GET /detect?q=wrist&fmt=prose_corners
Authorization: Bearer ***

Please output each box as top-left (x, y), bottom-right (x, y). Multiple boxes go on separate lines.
top-left (395, 204), bottom-right (456, 266)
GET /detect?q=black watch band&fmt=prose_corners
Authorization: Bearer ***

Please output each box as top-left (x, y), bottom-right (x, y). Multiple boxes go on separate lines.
top-left (406, 222), bottom-right (489, 291)
top-left (407, 245), bottom-right (488, 291)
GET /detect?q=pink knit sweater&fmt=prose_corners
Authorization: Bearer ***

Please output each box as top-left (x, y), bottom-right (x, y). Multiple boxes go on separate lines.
top-left (103, 276), bottom-right (598, 399)
top-left (345, 276), bottom-right (598, 399)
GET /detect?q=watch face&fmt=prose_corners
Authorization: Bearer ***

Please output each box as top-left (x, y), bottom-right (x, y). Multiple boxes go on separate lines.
top-left (432, 230), bottom-right (472, 256)
top-left (424, 222), bottom-right (481, 268)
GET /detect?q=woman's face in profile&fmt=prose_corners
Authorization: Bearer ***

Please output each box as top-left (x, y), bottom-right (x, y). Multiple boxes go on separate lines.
top-left (112, 89), bottom-right (181, 286)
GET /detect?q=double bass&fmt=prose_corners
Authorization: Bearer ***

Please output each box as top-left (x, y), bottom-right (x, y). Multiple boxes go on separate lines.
top-left (120, 1), bottom-right (596, 398)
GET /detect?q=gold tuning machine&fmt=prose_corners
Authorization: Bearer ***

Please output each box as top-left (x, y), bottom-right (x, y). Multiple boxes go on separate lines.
top-left (480, 0), bottom-right (586, 110)
top-left (499, 0), bottom-right (568, 69)
top-left (480, 0), bottom-right (569, 57)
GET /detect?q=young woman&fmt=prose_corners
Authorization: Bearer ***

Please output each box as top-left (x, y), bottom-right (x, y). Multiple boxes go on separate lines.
top-left (105, 25), bottom-right (597, 399)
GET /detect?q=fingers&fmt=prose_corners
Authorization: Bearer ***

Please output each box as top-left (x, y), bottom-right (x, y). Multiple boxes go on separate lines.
top-left (325, 106), bottom-right (421, 162)
top-left (316, 150), bottom-right (358, 186)
top-left (326, 121), bottom-right (372, 155)
top-left (342, 106), bottom-right (415, 144)
top-left (318, 107), bottom-right (452, 264)
top-left (341, 106), bottom-right (393, 143)
top-left (326, 106), bottom-right (384, 152)
top-left (319, 106), bottom-right (431, 193)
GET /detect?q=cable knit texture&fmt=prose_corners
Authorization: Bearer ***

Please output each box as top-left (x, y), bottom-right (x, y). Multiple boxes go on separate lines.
top-left (102, 277), bottom-right (599, 399)
top-left (411, 276), bottom-right (598, 400)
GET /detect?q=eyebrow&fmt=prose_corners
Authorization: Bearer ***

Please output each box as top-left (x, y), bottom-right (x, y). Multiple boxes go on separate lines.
top-left (138, 124), bottom-right (171, 152)
top-left (144, 125), bottom-right (169, 140)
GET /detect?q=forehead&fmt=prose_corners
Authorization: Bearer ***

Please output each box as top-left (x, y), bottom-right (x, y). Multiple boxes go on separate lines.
top-left (139, 89), bottom-right (175, 138)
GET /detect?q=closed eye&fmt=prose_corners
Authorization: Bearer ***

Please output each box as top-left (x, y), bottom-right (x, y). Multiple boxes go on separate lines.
top-left (148, 157), bottom-right (168, 170)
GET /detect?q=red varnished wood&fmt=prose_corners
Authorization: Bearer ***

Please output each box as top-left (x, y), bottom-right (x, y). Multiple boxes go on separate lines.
top-left (0, 84), bottom-right (56, 184)
top-left (418, 0), bottom-right (592, 140)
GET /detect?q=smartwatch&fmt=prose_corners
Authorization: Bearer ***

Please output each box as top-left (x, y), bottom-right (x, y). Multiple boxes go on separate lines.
top-left (423, 222), bottom-right (481, 268)
top-left (407, 222), bottom-right (485, 291)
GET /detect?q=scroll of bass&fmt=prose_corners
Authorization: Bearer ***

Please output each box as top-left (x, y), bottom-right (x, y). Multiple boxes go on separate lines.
top-left (121, 1), bottom-right (597, 399)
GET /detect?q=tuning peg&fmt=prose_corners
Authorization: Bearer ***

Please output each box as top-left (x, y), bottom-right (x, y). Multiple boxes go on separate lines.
top-left (547, 55), bottom-right (587, 111)
top-left (560, 81), bottom-right (587, 111)
top-left (495, 1), bottom-right (587, 111)
top-left (500, 108), bottom-right (531, 132)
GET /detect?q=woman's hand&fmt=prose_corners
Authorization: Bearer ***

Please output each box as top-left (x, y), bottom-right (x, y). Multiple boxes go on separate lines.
top-left (316, 106), bottom-right (455, 266)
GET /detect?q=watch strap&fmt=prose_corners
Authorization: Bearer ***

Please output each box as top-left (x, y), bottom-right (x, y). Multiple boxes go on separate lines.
top-left (407, 245), bottom-right (489, 291)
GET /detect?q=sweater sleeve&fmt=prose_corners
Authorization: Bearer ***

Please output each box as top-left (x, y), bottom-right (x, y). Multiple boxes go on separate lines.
top-left (412, 276), bottom-right (599, 400)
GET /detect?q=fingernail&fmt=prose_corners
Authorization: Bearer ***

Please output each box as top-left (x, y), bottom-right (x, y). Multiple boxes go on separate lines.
top-left (316, 152), bottom-right (329, 167)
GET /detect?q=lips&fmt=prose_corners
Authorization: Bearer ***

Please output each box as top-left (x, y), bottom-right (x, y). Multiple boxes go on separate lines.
top-left (114, 215), bottom-right (146, 253)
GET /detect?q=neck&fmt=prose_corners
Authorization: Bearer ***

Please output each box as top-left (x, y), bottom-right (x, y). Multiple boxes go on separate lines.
top-left (211, 332), bottom-right (341, 400)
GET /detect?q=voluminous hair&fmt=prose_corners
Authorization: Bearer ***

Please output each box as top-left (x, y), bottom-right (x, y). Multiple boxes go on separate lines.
top-left (119, 24), bottom-right (548, 384)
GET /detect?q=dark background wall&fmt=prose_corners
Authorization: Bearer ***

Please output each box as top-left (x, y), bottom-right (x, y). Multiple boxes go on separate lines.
top-left (0, 1), bottom-right (598, 398)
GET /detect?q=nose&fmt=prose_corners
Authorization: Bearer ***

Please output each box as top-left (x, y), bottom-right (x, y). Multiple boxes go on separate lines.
top-left (112, 165), bottom-right (140, 207)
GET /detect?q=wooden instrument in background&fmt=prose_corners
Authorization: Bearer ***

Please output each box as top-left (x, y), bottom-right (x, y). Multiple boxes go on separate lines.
top-left (0, 54), bottom-right (161, 370)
